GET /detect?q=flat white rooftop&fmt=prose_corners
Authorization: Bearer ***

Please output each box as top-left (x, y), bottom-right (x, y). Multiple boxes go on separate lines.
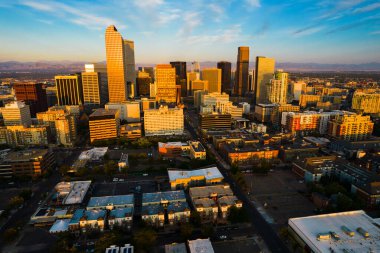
top-left (78, 147), bottom-right (108, 161)
top-left (289, 210), bottom-right (380, 253)
top-left (188, 238), bottom-right (214, 253)
top-left (168, 167), bottom-right (223, 182)
top-left (59, 181), bottom-right (91, 205)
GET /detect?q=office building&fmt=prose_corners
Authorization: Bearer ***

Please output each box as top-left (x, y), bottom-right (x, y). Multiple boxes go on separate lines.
top-left (82, 63), bottom-right (108, 109)
top-left (234, 47), bottom-right (249, 96)
top-left (270, 104), bottom-right (300, 125)
top-left (328, 114), bottom-right (374, 141)
top-left (13, 82), bottom-right (47, 117)
top-left (139, 97), bottom-right (157, 112)
top-left (189, 141), bottom-right (207, 160)
top-left (268, 70), bottom-right (288, 104)
top-left (170, 61), bottom-right (187, 97)
top-left (1, 101), bottom-right (31, 127)
top-left (89, 109), bottom-right (120, 143)
top-left (191, 62), bottom-right (200, 73)
top-left (124, 39), bottom-right (136, 97)
top-left (136, 71), bottom-right (152, 96)
top-left (0, 125), bottom-right (49, 147)
top-left (291, 81), bottom-right (306, 101)
top-left (168, 166), bottom-right (222, 190)
top-left (105, 101), bottom-right (140, 123)
top-left (217, 61), bottom-right (232, 94)
top-left (199, 113), bottom-right (231, 130)
top-left (254, 56), bottom-right (275, 104)
top-left (1, 149), bottom-right (55, 178)
top-left (254, 103), bottom-right (276, 123)
top-left (194, 90), bottom-right (207, 109)
top-left (46, 87), bottom-right (58, 107)
top-left (105, 25), bottom-right (127, 102)
top-left (55, 74), bottom-right (83, 106)
top-left (202, 68), bottom-right (221, 93)
top-left (144, 106), bottom-right (184, 136)
top-left (352, 92), bottom-right (380, 114)
top-left (155, 64), bottom-right (177, 103)
top-left (201, 92), bottom-right (229, 107)
top-left (288, 210), bottom-right (380, 253)
top-left (187, 72), bottom-right (200, 94)
top-left (158, 142), bottom-right (190, 159)
top-left (191, 80), bottom-right (208, 94)
top-left (120, 123), bottom-right (142, 140)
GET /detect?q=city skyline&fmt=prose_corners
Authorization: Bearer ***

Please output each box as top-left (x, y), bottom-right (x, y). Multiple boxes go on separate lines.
top-left (0, 0), bottom-right (379, 64)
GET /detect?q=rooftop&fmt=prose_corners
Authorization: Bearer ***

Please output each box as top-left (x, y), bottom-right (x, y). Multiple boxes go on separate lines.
top-left (89, 108), bottom-right (118, 119)
top-left (87, 195), bottom-right (134, 209)
top-left (109, 207), bottom-right (134, 218)
top-left (188, 238), bottom-right (214, 253)
top-left (289, 210), bottom-right (380, 253)
top-left (165, 243), bottom-right (187, 253)
top-left (159, 142), bottom-right (189, 149)
top-left (189, 185), bottom-right (234, 199)
top-left (5, 149), bottom-right (49, 162)
top-left (168, 167), bottom-right (223, 182)
top-left (55, 181), bottom-right (91, 205)
top-left (78, 147), bottom-right (108, 161)
top-left (49, 219), bottom-right (70, 233)
top-left (189, 141), bottom-right (206, 152)
top-left (167, 201), bottom-right (190, 213)
top-left (142, 190), bottom-right (186, 204)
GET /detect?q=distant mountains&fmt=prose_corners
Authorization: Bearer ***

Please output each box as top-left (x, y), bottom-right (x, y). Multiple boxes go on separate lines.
top-left (0, 60), bottom-right (379, 72)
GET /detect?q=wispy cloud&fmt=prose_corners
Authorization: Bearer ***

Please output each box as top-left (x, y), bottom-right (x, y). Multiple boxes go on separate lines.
top-left (21, 0), bottom-right (124, 30)
top-left (370, 30), bottom-right (380, 35)
top-left (37, 19), bottom-right (53, 25)
top-left (132, 0), bottom-right (164, 9)
top-left (325, 21), bottom-right (367, 34)
top-left (209, 3), bottom-right (224, 22)
top-left (316, 0), bottom-right (365, 20)
top-left (245, 0), bottom-right (261, 8)
top-left (353, 3), bottom-right (380, 14)
top-left (177, 12), bottom-right (202, 36)
top-left (156, 9), bottom-right (181, 25)
top-left (293, 25), bottom-right (325, 37)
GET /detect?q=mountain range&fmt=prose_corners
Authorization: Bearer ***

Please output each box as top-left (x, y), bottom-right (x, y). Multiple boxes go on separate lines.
top-left (0, 61), bottom-right (379, 72)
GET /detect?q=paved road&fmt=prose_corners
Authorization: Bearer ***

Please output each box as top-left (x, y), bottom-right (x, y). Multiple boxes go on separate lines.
top-left (184, 111), bottom-right (290, 253)
top-left (0, 170), bottom-right (61, 250)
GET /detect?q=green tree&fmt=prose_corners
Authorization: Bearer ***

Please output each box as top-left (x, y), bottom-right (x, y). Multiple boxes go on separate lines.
top-left (180, 223), bottom-right (194, 240)
top-left (228, 206), bottom-right (249, 223)
top-left (3, 228), bottom-right (18, 243)
top-left (190, 211), bottom-right (201, 226)
top-left (336, 194), bottom-right (353, 211)
top-left (95, 231), bottom-right (122, 253)
top-left (133, 228), bottom-right (157, 253)
top-left (201, 224), bottom-right (214, 237)
top-left (104, 161), bottom-right (117, 176)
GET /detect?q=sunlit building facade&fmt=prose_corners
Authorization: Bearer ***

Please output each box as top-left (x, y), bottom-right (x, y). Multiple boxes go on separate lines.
top-left (202, 68), bottom-right (221, 93)
top-left (55, 74), bottom-right (83, 106)
top-left (234, 47), bottom-right (249, 96)
top-left (255, 56), bottom-right (275, 104)
top-left (328, 114), bottom-right (374, 141)
top-left (155, 64), bottom-right (177, 103)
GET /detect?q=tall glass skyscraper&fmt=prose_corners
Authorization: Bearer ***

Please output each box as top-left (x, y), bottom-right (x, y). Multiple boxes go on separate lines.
top-left (234, 46), bottom-right (250, 96)
top-left (254, 56), bottom-right (275, 104)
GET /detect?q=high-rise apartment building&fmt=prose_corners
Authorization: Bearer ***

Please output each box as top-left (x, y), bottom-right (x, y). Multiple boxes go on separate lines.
top-left (55, 115), bottom-right (77, 147)
top-left (144, 106), bottom-right (184, 136)
top-left (170, 61), bottom-right (187, 97)
top-left (89, 109), bottom-right (120, 143)
top-left (155, 64), bottom-right (177, 103)
top-left (328, 114), bottom-right (374, 141)
top-left (138, 67), bottom-right (155, 81)
top-left (0, 125), bottom-right (49, 146)
top-left (202, 68), bottom-right (221, 93)
top-left (55, 74), bottom-right (84, 106)
top-left (13, 82), bottom-right (48, 117)
top-left (217, 61), bottom-right (232, 94)
top-left (124, 40), bottom-right (136, 98)
top-left (234, 47), bottom-right (249, 96)
top-left (137, 71), bottom-right (152, 97)
top-left (105, 25), bottom-right (128, 102)
top-left (268, 70), bottom-right (288, 104)
top-left (1, 101), bottom-right (31, 127)
top-left (291, 81), bottom-right (306, 101)
top-left (352, 92), bottom-right (380, 114)
top-left (255, 56), bottom-right (275, 104)
top-left (82, 63), bottom-right (108, 109)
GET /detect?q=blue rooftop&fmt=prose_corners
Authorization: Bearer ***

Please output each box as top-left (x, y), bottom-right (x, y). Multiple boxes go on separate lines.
top-left (84, 209), bottom-right (106, 221)
top-left (109, 207), bottom-right (134, 218)
top-left (87, 195), bottom-right (134, 209)
top-left (167, 202), bottom-right (190, 213)
top-left (141, 205), bottom-right (164, 215)
top-left (142, 190), bottom-right (186, 204)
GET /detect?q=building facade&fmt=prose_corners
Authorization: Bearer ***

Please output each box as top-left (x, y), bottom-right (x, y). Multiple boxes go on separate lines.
top-left (217, 61), bottom-right (232, 94)
top-left (155, 64), bottom-right (177, 103)
top-left (55, 74), bottom-right (84, 106)
top-left (234, 47), bottom-right (249, 96)
top-left (13, 82), bottom-right (48, 117)
top-left (144, 106), bottom-right (184, 136)
top-left (328, 114), bottom-right (374, 141)
top-left (202, 68), bottom-right (222, 93)
top-left (1, 101), bottom-right (31, 127)
top-left (89, 109), bottom-right (120, 143)
top-left (254, 56), bottom-right (275, 104)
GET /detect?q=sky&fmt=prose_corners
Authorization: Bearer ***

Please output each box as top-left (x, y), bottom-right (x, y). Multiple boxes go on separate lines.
top-left (0, 0), bottom-right (380, 64)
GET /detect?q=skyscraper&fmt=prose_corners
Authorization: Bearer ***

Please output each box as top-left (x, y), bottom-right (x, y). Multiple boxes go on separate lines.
top-left (170, 61), bottom-right (187, 97)
top-left (82, 63), bottom-right (108, 110)
top-left (217, 61), bottom-right (232, 94)
top-left (268, 70), bottom-right (288, 104)
top-left (1, 101), bottom-right (32, 127)
top-left (13, 82), bottom-right (48, 117)
top-left (124, 39), bottom-right (136, 98)
top-left (192, 62), bottom-right (201, 73)
top-left (201, 68), bottom-right (221, 93)
top-left (187, 72), bottom-right (200, 94)
top-left (155, 64), bottom-right (177, 103)
top-left (136, 71), bottom-right (152, 97)
top-left (105, 25), bottom-right (127, 102)
top-left (234, 47), bottom-right (250, 96)
top-left (55, 74), bottom-right (84, 106)
top-left (254, 56), bottom-right (275, 104)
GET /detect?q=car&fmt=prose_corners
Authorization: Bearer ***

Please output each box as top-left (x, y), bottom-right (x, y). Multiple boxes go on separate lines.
top-left (119, 179), bottom-right (125, 182)
top-left (142, 173), bottom-right (148, 176)
top-left (113, 178), bottom-right (118, 182)
top-left (38, 200), bottom-right (42, 205)
top-left (219, 235), bottom-right (227, 240)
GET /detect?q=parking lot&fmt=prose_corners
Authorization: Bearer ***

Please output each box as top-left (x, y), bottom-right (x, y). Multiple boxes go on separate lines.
top-left (245, 169), bottom-right (315, 228)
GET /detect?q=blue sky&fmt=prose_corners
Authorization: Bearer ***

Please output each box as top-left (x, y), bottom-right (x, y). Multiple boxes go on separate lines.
top-left (0, 0), bottom-right (380, 64)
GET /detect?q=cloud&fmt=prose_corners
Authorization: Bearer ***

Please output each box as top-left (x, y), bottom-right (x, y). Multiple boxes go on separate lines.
top-left (370, 30), bottom-right (380, 35)
top-left (316, 0), bottom-right (365, 20)
top-left (353, 3), bottom-right (380, 14)
top-left (156, 9), bottom-right (181, 25)
top-left (179, 24), bottom-right (246, 45)
top-left (325, 21), bottom-right (367, 34)
top-left (133, 0), bottom-right (164, 9)
top-left (293, 25), bottom-right (325, 37)
top-left (21, 0), bottom-right (124, 30)
top-left (209, 3), bottom-right (224, 22)
top-left (177, 12), bottom-right (202, 36)
top-left (37, 19), bottom-right (53, 25)
top-left (245, 0), bottom-right (261, 8)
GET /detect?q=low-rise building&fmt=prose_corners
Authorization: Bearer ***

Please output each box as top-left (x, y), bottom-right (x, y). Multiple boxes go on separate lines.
top-left (144, 106), bottom-right (184, 136)
top-left (55, 181), bottom-right (92, 205)
top-left (87, 195), bottom-right (134, 210)
top-left (188, 238), bottom-right (214, 253)
top-left (120, 123), bottom-right (142, 140)
top-left (0, 125), bottom-right (49, 146)
top-left (189, 184), bottom-right (242, 221)
top-left (189, 141), bottom-right (206, 159)
top-left (288, 210), bottom-right (380, 253)
top-left (158, 142), bottom-right (190, 159)
top-left (69, 209), bottom-right (106, 232)
top-left (254, 104), bottom-right (276, 123)
top-left (142, 190), bottom-right (190, 227)
top-left (199, 113), bottom-right (231, 130)
top-left (168, 167), bottom-right (224, 190)
top-left (108, 207), bottom-right (134, 229)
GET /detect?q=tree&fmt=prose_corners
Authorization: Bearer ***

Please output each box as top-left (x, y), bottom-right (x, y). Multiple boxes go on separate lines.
top-left (104, 161), bottom-right (117, 176)
top-left (228, 206), bottom-right (249, 223)
top-left (3, 228), bottom-right (18, 243)
top-left (190, 211), bottom-right (201, 226)
top-left (95, 232), bottom-right (122, 253)
top-left (7, 196), bottom-right (24, 209)
top-left (133, 228), bottom-right (157, 253)
top-left (336, 194), bottom-right (353, 211)
top-left (201, 224), bottom-right (214, 237)
top-left (19, 189), bottom-right (32, 200)
top-left (180, 223), bottom-right (194, 240)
